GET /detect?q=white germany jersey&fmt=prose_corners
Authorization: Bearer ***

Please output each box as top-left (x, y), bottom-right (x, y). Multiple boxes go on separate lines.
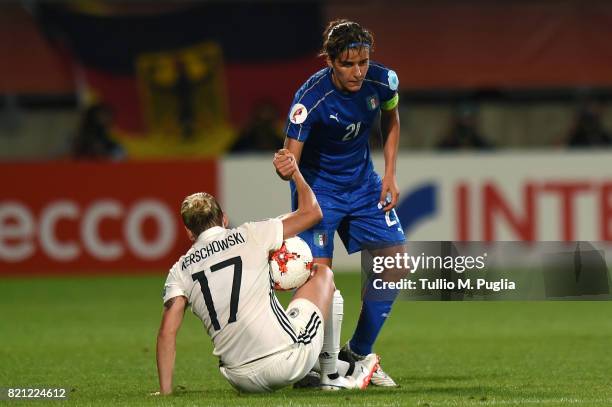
top-left (162, 219), bottom-right (297, 368)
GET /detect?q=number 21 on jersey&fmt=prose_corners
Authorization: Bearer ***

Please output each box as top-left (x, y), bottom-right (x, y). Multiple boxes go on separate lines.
top-left (342, 121), bottom-right (361, 141)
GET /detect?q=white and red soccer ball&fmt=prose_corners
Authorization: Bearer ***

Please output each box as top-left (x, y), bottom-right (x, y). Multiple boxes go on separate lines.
top-left (269, 236), bottom-right (313, 290)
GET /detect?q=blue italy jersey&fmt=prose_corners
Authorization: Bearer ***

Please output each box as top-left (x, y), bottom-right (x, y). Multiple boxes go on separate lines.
top-left (285, 62), bottom-right (399, 191)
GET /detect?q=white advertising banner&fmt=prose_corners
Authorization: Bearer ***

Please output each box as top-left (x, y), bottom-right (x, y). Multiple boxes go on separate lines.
top-left (221, 152), bottom-right (612, 269)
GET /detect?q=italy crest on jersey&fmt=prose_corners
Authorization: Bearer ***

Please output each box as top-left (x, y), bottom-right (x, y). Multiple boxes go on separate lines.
top-left (366, 94), bottom-right (379, 111)
top-left (314, 230), bottom-right (328, 248)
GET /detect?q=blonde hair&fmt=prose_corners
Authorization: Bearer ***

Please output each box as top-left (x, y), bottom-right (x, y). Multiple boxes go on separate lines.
top-left (180, 192), bottom-right (223, 237)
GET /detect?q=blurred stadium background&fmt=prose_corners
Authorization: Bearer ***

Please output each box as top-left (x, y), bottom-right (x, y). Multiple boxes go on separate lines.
top-left (1, 1), bottom-right (612, 405)
top-left (2, 0), bottom-right (612, 271)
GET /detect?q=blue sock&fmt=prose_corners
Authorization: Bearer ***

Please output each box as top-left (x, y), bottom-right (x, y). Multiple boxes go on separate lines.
top-left (349, 299), bottom-right (393, 356)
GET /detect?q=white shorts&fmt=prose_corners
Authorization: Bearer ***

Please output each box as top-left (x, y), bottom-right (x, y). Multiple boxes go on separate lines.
top-left (219, 298), bottom-right (324, 393)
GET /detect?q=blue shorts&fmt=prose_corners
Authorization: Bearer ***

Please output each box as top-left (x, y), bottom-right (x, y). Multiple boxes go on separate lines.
top-left (291, 175), bottom-right (406, 258)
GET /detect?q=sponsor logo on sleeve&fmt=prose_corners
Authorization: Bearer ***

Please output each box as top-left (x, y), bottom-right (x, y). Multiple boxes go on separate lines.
top-left (387, 70), bottom-right (399, 91)
top-left (289, 103), bottom-right (308, 124)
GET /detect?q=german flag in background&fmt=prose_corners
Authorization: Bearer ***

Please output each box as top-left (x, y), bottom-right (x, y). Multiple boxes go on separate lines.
top-left (35, 1), bottom-right (323, 157)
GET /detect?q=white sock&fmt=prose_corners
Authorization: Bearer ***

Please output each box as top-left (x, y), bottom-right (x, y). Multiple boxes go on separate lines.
top-left (319, 290), bottom-right (343, 378)
top-left (313, 359), bottom-right (350, 376)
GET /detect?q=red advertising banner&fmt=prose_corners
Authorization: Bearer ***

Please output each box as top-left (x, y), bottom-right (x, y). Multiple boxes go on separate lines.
top-left (0, 160), bottom-right (217, 275)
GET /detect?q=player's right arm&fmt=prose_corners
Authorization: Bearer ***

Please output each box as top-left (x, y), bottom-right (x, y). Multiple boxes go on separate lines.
top-left (156, 295), bottom-right (187, 395)
top-left (275, 138), bottom-right (304, 180)
top-left (274, 152), bottom-right (322, 239)
top-left (278, 85), bottom-right (317, 180)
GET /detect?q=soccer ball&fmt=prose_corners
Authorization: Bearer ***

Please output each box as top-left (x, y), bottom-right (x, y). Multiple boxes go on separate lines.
top-left (269, 236), bottom-right (313, 290)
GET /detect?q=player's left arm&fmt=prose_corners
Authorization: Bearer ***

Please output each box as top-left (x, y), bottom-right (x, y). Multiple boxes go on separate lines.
top-left (156, 296), bottom-right (187, 395)
top-left (380, 103), bottom-right (401, 211)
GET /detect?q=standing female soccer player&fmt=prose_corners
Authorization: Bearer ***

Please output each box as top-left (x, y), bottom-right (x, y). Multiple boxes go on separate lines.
top-left (274, 19), bottom-right (405, 386)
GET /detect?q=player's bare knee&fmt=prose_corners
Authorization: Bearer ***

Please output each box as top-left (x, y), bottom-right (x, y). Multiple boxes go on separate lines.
top-left (313, 263), bottom-right (335, 291)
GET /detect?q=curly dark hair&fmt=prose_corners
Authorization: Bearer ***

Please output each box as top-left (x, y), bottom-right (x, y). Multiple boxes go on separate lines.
top-left (320, 19), bottom-right (374, 61)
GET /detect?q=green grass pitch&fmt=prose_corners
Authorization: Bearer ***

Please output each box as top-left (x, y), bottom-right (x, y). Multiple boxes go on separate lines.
top-left (1, 272), bottom-right (612, 406)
